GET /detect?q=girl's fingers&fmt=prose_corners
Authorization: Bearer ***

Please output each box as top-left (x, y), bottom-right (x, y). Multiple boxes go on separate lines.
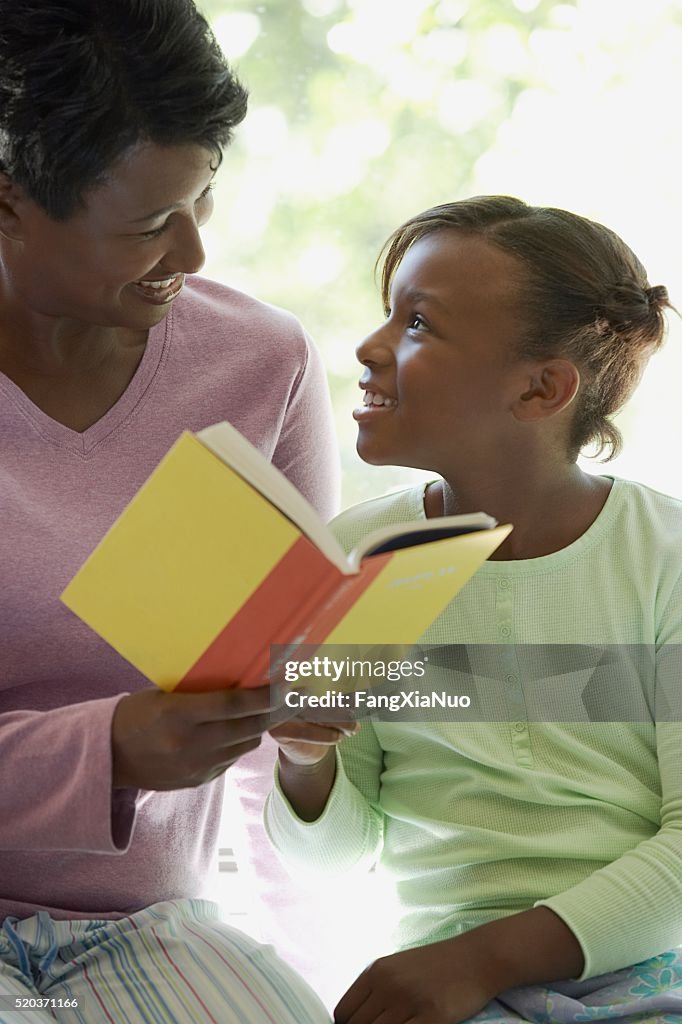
top-left (271, 720), bottom-right (353, 745)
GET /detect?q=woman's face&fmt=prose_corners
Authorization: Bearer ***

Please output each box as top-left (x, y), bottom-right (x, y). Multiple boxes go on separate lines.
top-left (6, 141), bottom-right (217, 331)
top-left (353, 231), bottom-right (534, 476)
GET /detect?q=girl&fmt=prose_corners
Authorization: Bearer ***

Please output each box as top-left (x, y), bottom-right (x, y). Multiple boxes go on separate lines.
top-left (267, 196), bottom-right (682, 1024)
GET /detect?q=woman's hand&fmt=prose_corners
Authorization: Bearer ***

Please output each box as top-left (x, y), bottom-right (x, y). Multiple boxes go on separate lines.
top-left (333, 936), bottom-right (498, 1024)
top-left (111, 686), bottom-right (293, 790)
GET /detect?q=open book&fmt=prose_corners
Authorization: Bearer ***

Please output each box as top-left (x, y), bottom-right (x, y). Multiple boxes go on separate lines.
top-left (61, 421), bottom-right (511, 691)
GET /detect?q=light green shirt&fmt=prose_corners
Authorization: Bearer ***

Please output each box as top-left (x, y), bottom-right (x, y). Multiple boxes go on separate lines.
top-left (265, 478), bottom-right (682, 978)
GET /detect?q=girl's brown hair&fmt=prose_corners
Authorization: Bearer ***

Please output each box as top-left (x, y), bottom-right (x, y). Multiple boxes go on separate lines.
top-left (378, 196), bottom-right (672, 459)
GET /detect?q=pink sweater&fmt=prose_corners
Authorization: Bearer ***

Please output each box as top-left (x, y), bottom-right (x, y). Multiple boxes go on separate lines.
top-left (0, 276), bottom-right (339, 922)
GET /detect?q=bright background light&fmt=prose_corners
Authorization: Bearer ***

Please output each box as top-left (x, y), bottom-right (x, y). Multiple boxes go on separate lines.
top-left (196, 0), bottom-right (682, 1008)
top-left (201, 0), bottom-right (682, 508)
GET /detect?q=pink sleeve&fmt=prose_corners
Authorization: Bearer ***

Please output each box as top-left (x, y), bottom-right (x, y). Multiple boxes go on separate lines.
top-left (271, 331), bottom-right (340, 523)
top-left (0, 694), bottom-right (137, 853)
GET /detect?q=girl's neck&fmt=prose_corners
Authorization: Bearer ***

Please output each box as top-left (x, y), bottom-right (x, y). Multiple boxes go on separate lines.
top-left (426, 466), bottom-right (613, 560)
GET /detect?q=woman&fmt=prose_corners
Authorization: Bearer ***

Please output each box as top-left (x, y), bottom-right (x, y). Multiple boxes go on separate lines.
top-left (0, 2), bottom-right (336, 1021)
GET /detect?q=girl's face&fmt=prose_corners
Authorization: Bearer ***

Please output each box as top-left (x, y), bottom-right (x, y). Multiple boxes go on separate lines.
top-left (5, 141), bottom-right (217, 331)
top-left (353, 231), bottom-right (536, 476)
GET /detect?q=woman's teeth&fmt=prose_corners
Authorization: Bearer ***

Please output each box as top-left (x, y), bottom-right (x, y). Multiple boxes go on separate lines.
top-left (363, 391), bottom-right (397, 408)
top-left (137, 276), bottom-right (178, 289)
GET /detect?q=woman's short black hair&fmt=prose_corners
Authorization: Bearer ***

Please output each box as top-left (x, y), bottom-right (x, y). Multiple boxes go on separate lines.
top-left (0, 0), bottom-right (248, 219)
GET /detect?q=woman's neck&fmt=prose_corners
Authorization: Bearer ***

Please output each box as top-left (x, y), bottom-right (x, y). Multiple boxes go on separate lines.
top-left (0, 314), bottom-right (133, 374)
top-left (0, 300), bottom-right (149, 432)
top-left (426, 466), bottom-right (613, 560)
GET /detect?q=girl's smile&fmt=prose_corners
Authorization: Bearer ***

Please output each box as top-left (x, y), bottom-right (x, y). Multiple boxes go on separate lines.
top-left (354, 383), bottom-right (398, 417)
top-left (353, 231), bottom-right (531, 477)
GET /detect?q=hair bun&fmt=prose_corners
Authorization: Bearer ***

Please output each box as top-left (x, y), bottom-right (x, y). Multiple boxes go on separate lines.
top-left (645, 284), bottom-right (669, 310)
top-left (598, 281), bottom-right (649, 327)
top-left (600, 280), bottom-right (671, 325)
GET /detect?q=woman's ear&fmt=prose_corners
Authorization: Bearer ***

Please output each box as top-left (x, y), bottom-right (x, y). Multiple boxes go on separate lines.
top-left (512, 359), bottom-right (580, 423)
top-left (0, 174), bottom-right (26, 242)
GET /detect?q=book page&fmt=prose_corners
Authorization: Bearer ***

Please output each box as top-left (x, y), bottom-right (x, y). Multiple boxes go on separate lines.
top-left (349, 512), bottom-right (498, 569)
top-left (197, 421), bottom-right (351, 572)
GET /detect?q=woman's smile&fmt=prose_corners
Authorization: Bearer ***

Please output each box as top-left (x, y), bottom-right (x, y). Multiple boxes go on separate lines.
top-left (131, 273), bottom-right (185, 305)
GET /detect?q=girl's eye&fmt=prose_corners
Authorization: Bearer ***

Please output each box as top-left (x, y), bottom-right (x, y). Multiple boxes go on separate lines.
top-left (408, 313), bottom-right (428, 331)
top-left (138, 182), bottom-right (215, 240)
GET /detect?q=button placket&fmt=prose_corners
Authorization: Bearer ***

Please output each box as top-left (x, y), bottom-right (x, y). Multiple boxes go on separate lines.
top-left (495, 577), bottom-right (533, 766)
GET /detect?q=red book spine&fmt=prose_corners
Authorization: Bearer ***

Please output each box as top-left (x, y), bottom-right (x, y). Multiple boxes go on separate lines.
top-left (176, 535), bottom-right (341, 691)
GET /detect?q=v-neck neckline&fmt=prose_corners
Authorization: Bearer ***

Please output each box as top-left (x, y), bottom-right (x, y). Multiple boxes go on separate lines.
top-left (0, 313), bottom-right (171, 456)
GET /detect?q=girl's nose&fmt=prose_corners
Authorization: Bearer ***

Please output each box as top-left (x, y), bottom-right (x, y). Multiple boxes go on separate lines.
top-left (356, 322), bottom-right (394, 366)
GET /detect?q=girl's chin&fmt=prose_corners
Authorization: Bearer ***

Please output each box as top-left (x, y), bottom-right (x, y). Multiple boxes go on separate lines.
top-left (355, 442), bottom-right (387, 466)
top-left (356, 440), bottom-right (435, 474)
top-left (355, 440), bottom-right (406, 467)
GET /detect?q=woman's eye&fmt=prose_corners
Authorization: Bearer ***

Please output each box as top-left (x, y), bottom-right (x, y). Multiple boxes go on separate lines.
top-left (197, 182), bottom-right (215, 203)
top-left (139, 183), bottom-right (215, 240)
top-left (140, 223), bottom-right (168, 240)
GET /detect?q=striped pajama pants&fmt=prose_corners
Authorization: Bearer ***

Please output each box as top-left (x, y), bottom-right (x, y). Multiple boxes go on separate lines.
top-left (0, 899), bottom-right (330, 1023)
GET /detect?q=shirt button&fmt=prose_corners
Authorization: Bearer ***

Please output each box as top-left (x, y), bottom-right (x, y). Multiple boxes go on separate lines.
top-left (514, 722), bottom-right (526, 732)
top-left (499, 578), bottom-right (511, 590)
top-left (506, 675), bottom-right (518, 685)
top-left (500, 625), bottom-right (512, 638)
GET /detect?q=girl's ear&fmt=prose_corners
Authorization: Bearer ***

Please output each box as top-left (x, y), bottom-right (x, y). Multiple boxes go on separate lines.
top-left (512, 359), bottom-right (580, 423)
top-left (0, 174), bottom-right (26, 242)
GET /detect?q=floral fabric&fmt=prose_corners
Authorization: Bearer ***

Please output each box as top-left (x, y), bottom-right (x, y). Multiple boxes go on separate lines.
top-left (470, 950), bottom-right (682, 1023)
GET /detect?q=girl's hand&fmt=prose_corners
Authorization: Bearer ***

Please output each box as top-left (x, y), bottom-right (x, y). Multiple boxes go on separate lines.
top-left (334, 908), bottom-right (583, 1023)
top-left (334, 937), bottom-right (498, 1024)
top-left (270, 714), bottom-right (359, 767)
top-left (270, 713), bottom-right (360, 821)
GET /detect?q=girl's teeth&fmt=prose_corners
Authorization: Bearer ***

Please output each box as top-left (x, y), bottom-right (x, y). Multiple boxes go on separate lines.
top-left (362, 391), bottom-right (397, 408)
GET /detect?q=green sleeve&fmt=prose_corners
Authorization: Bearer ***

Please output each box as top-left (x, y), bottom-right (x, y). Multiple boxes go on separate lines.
top-left (538, 573), bottom-right (682, 978)
top-left (264, 721), bottom-right (384, 876)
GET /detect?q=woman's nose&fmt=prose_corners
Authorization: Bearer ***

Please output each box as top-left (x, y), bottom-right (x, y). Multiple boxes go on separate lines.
top-left (168, 216), bottom-right (206, 276)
